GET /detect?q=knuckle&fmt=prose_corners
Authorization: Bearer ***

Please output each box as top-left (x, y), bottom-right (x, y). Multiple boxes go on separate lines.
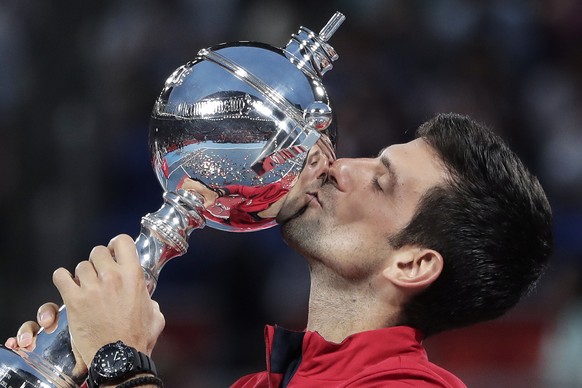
top-left (99, 269), bottom-right (122, 285)
top-left (52, 267), bottom-right (70, 285)
top-left (109, 234), bottom-right (133, 247)
top-left (89, 245), bottom-right (109, 259)
top-left (117, 234), bottom-right (133, 243)
top-left (157, 311), bottom-right (166, 330)
top-left (74, 260), bottom-right (91, 273)
top-left (98, 269), bottom-right (113, 282)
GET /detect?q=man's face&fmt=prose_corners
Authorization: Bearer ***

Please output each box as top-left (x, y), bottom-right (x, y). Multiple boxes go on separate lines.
top-left (279, 138), bottom-right (446, 280)
top-left (277, 138), bottom-right (334, 224)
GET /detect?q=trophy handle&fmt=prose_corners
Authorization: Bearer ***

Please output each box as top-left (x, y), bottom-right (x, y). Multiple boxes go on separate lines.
top-left (0, 190), bottom-right (205, 387)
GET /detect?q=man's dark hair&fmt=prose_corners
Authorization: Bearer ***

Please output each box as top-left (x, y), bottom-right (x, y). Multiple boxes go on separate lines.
top-left (390, 113), bottom-right (553, 337)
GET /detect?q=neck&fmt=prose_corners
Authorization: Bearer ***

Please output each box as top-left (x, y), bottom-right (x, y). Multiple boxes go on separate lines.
top-left (305, 263), bottom-right (400, 343)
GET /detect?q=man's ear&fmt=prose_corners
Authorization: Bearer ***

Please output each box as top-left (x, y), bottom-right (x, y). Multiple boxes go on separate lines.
top-left (382, 247), bottom-right (443, 290)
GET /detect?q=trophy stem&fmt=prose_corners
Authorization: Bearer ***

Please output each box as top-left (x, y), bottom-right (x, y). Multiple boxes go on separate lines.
top-left (136, 189), bottom-right (206, 294)
top-left (0, 190), bottom-right (205, 387)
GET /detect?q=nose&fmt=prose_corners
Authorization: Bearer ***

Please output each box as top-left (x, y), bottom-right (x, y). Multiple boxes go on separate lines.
top-left (326, 157), bottom-right (361, 191)
top-left (302, 147), bottom-right (330, 183)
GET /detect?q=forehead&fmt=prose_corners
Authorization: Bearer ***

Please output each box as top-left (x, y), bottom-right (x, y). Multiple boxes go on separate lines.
top-left (379, 138), bottom-right (439, 162)
top-left (380, 138), bottom-right (446, 192)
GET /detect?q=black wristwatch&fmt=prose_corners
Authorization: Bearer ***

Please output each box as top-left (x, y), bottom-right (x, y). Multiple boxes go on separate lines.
top-left (87, 341), bottom-right (157, 388)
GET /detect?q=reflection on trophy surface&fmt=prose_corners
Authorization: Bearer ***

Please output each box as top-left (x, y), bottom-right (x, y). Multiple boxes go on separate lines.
top-left (176, 135), bottom-right (335, 229)
top-left (0, 12), bottom-right (344, 388)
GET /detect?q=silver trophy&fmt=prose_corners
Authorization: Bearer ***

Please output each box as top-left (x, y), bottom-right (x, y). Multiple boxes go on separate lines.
top-left (0, 12), bottom-right (344, 387)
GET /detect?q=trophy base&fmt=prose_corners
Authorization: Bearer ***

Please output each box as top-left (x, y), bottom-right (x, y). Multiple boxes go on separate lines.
top-left (0, 345), bottom-right (78, 387)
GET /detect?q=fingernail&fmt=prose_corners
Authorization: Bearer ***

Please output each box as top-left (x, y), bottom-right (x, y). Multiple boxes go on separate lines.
top-left (18, 333), bottom-right (32, 347)
top-left (38, 312), bottom-right (54, 324)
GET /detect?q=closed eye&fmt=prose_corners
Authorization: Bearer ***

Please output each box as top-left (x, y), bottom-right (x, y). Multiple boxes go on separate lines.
top-left (310, 152), bottom-right (321, 167)
top-left (378, 152), bottom-right (398, 194)
top-left (372, 176), bottom-right (383, 191)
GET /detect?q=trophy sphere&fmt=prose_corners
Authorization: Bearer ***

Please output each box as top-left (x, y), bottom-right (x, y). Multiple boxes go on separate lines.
top-left (149, 42), bottom-right (337, 232)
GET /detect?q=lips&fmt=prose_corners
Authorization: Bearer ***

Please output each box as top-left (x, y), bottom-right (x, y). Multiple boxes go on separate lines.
top-left (306, 191), bottom-right (320, 206)
top-left (277, 191), bottom-right (321, 225)
top-left (292, 192), bottom-right (320, 217)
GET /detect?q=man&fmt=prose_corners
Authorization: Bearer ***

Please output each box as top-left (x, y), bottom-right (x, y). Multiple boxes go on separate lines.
top-left (5, 113), bottom-right (553, 387)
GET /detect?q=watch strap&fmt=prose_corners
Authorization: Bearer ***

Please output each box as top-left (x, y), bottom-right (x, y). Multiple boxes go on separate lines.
top-left (133, 347), bottom-right (157, 376)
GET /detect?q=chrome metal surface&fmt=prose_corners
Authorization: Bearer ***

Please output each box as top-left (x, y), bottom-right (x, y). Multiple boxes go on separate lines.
top-left (137, 189), bottom-right (206, 294)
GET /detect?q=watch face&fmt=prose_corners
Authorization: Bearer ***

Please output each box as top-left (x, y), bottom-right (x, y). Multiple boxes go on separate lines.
top-left (94, 342), bottom-right (134, 378)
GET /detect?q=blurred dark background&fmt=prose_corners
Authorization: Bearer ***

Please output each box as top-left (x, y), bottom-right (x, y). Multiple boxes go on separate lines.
top-left (1, 0), bottom-right (581, 387)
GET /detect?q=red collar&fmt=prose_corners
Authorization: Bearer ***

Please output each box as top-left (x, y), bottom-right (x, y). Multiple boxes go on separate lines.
top-left (264, 325), bottom-right (427, 382)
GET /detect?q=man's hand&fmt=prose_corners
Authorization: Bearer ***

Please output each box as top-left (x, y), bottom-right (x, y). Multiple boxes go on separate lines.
top-left (52, 234), bottom-right (165, 366)
top-left (179, 178), bottom-right (220, 208)
top-left (4, 302), bottom-right (61, 351)
top-left (5, 302), bottom-right (90, 380)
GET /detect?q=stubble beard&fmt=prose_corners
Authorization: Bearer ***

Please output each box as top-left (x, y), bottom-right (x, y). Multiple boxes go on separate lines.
top-left (279, 183), bottom-right (330, 260)
top-left (282, 207), bottom-right (391, 283)
top-left (279, 185), bottom-right (388, 282)
top-left (281, 212), bottom-right (324, 261)
top-left (281, 207), bottom-right (365, 280)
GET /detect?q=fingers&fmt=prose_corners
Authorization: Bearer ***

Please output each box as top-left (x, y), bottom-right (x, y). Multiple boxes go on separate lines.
top-left (54, 235), bottom-right (140, 298)
top-left (87, 234), bottom-right (138, 277)
top-left (4, 302), bottom-right (61, 350)
top-left (4, 321), bottom-right (40, 351)
top-left (53, 267), bottom-right (79, 302)
top-left (37, 302), bottom-right (60, 333)
top-left (4, 337), bottom-right (17, 349)
top-left (87, 245), bottom-right (115, 278)
top-left (15, 321), bottom-right (40, 350)
top-left (107, 234), bottom-right (139, 267)
top-left (74, 260), bottom-right (98, 285)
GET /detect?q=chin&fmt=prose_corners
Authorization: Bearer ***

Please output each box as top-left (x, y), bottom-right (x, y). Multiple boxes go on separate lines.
top-left (281, 216), bottom-right (305, 244)
top-left (280, 217), bottom-right (299, 243)
top-left (280, 215), bottom-right (321, 259)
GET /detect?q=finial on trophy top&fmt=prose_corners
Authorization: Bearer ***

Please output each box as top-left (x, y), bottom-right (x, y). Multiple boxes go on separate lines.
top-left (284, 11), bottom-right (346, 77)
top-left (319, 11), bottom-right (346, 42)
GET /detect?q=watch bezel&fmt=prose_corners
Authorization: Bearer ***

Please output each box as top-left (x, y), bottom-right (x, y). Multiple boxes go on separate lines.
top-left (92, 341), bottom-right (135, 379)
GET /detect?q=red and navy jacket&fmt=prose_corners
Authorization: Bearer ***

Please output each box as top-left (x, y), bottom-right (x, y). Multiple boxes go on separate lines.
top-left (231, 325), bottom-right (466, 387)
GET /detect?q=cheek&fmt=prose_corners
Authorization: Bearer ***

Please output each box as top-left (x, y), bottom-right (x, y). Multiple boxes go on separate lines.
top-left (338, 195), bottom-right (408, 239)
top-left (322, 229), bottom-right (392, 280)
